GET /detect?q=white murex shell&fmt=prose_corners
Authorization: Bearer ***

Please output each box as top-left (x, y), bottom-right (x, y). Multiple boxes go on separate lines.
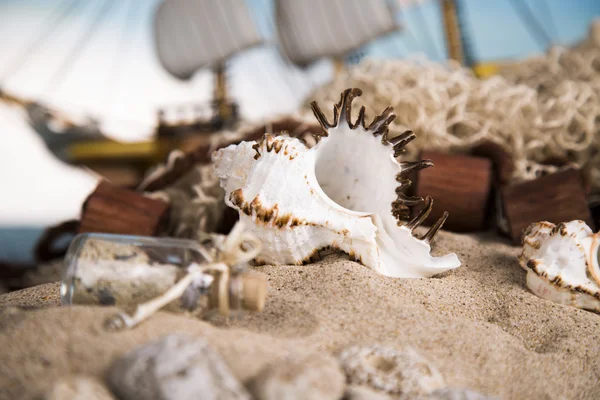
top-left (519, 219), bottom-right (600, 312)
top-left (212, 89), bottom-right (461, 278)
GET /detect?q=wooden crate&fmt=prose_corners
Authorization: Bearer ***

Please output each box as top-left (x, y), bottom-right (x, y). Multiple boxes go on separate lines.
top-left (500, 169), bottom-right (593, 243)
top-left (78, 181), bottom-right (170, 236)
top-left (470, 140), bottom-right (514, 184)
top-left (412, 151), bottom-right (493, 232)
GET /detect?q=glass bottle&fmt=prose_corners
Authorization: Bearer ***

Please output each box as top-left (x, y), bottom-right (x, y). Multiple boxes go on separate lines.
top-left (61, 232), bottom-right (266, 319)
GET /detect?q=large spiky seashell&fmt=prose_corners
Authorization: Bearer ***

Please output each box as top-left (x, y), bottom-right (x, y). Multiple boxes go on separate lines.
top-left (519, 220), bottom-right (600, 312)
top-left (212, 88), bottom-right (460, 278)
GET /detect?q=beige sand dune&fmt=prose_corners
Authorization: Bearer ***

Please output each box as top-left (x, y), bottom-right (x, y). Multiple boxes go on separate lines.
top-left (1, 231), bottom-right (599, 399)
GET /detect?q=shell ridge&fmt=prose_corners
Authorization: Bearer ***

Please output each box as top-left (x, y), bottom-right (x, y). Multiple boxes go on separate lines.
top-left (231, 139), bottom-right (377, 239)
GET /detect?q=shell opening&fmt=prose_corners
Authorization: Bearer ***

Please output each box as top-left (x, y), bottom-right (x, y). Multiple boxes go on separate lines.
top-left (310, 88), bottom-right (435, 232)
top-left (313, 124), bottom-right (395, 214)
top-left (310, 89), bottom-right (399, 215)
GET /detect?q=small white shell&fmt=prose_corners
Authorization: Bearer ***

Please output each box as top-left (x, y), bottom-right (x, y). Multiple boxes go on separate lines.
top-left (213, 89), bottom-right (460, 278)
top-left (519, 220), bottom-right (600, 312)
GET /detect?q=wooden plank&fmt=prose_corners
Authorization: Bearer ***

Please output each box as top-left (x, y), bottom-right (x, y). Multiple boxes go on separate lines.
top-left (500, 169), bottom-right (593, 243)
top-left (413, 151), bottom-right (493, 232)
top-left (78, 181), bottom-right (170, 236)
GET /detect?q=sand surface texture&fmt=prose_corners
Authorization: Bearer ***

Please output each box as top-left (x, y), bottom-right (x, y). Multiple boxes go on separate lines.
top-left (1, 231), bottom-right (599, 399)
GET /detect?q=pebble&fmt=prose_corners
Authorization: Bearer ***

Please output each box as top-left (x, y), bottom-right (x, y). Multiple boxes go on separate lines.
top-left (343, 385), bottom-right (393, 400)
top-left (44, 376), bottom-right (116, 400)
top-left (247, 353), bottom-right (345, 400)
top-left (107, 334), bottom-right (251, 400)
top-left (339, 345), bottom-right (445, 396)
top-left (424, 387), bottom-right (498, 400)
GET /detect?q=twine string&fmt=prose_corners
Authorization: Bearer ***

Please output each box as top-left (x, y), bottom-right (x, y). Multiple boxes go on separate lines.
top-left (106, 221), bottom-right (260, 330)
top-left (301, 25), bottom-right (600, 187)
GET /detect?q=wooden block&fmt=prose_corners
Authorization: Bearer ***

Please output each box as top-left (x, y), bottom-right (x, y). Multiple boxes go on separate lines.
top-left (500, 168), bottom-right (593, 243)
top-left (413, 151), bottom-right (493, 232)
top-left (78, 181), bottom-right (170, 236)
top-left (470, 140), bottom-right (514, 184)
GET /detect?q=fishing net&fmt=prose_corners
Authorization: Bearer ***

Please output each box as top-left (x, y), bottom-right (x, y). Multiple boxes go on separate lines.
top-left (302, 21), bottom-right (600, 192)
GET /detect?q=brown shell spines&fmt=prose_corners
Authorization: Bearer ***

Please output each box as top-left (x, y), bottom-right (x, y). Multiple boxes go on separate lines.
top-left (310, 89), bottom-right (363, 134)
top-left (406, 196), bottom-right (433, 230)
top-left (367, 106), bottom-right (396, 139)
top-left (230, 189), bottom-right (303, 228)
top-left (421, 211), bottom-right (449, 243)
top-left (389, 130), bottom-right (416, 157)
top-left (309, 87), bottom-right (449, 242)
top-left (252, 133), bottom-right (297, 160)
top-left (399, 160), bottom-right (434, 175)
top-left (391, 201), bottom-right (412, 221)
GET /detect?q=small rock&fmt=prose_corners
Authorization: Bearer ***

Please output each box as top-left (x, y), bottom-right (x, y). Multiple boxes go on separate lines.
top-left (107, 334), bottom-right (250, 400)
top-left (339, 345), bottom-right (445, 396)
top-left (425, 387), bottom-right (498, 400)
top-left (44, 376), bottom-right (116, 400)
top-left (343, 385), bottom-right (393, 400)
top-left (247, 353), bottom-right (345, 400)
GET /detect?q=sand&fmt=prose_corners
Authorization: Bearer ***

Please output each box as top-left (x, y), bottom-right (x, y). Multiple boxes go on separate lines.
top-left (1, 231), bottom-right (599, 399)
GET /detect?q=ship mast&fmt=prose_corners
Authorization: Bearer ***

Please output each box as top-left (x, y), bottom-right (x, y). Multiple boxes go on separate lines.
top-left (153, 0), bottom-right (263, 132)
top-left (213, 64), bottom-right (231, 125)
top-left (441, 0), bottom-right (463, 64)
top-left (440, 0), bottom-right (474, 67)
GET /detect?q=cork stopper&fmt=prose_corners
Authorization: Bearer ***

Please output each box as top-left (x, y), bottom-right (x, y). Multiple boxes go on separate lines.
top-left (239, 271), bottom-right (268, 312)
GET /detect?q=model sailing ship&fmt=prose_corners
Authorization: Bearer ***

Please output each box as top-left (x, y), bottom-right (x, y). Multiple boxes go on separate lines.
top-left (0, 0), bottom-right (405, 182)
top-left (2, 0), bottom-right (520, 186)
top-left (0, 0), bottom-right (264, 174)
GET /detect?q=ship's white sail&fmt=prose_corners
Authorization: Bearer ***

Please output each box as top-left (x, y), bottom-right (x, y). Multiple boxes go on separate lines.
top-left (276, 0), bottom-right (400, 66)
top-left (154, 0), bottom-right (263, 79)
top-left (395, 0), bottom-right (429, 7)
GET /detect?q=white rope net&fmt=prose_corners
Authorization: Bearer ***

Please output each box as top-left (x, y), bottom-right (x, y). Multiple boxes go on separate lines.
top-left (301, 21), bottom-right (600, 191)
